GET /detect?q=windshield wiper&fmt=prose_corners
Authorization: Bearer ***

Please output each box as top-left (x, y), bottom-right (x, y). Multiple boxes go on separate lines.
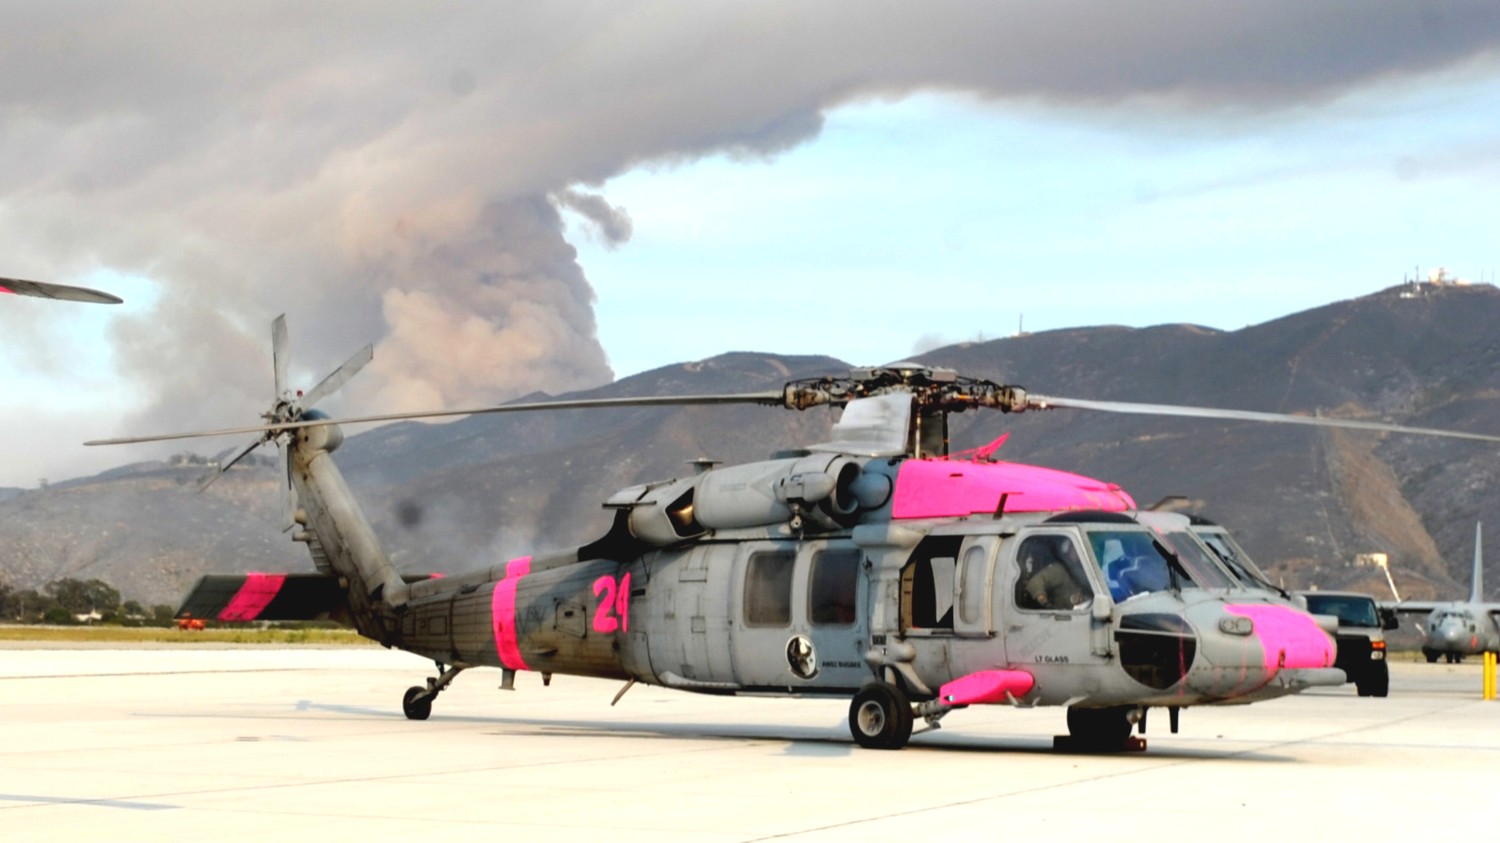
top-left (1151, 539), bottom-right (1185, 592)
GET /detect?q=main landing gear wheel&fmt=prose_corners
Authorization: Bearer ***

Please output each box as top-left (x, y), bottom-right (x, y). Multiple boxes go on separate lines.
top-left (1065, 705), bottom-right (1135, 752)
top-left (402, 686), bottom-right (433, 721)
top-left (848, 682), bottom-right (914, 750)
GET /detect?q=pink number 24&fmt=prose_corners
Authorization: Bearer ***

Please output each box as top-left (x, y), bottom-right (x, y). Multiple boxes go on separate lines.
top-left (592, 572), bottom-right (631, 634)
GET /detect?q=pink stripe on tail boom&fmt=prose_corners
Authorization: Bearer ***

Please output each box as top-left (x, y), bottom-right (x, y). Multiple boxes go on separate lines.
top-left (492, 556), bottom-right (533, 672)
top-left (218, 573), bottom-right (287, 621)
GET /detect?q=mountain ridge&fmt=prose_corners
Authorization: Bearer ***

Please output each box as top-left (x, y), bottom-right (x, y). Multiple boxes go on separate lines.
top-left (4, 281), bottom-right (1497, 605)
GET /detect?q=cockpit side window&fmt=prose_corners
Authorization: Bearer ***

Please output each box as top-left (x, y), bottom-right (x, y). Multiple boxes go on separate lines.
top-left (1014, 534), bottom-right (1094, 611)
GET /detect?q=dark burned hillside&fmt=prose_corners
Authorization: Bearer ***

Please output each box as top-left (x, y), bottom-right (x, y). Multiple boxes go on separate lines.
top-left (930, 281), bottom-right (1500, 599)
top-left (3, 283), bottom-right (1498, 605)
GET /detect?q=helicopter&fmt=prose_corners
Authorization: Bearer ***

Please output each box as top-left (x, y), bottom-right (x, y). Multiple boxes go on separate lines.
top-left (88, 316), bottom-right (1500, 752)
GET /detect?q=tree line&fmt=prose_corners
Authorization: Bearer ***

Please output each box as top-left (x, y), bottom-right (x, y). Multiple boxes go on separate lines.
top-left (0, 577), bottom-right (177, 626)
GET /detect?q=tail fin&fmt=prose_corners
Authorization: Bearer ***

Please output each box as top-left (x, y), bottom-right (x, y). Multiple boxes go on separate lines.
top-left (176, 573), bottom-right (348, 623)
top-left (1470, 522), bottom-right (1484, 604)
top-left (176, 571), bottom-right (442, 625)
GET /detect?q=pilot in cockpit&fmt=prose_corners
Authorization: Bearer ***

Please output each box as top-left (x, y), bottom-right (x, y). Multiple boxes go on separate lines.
top-left (1020, 536), bottom-right (1090, 610)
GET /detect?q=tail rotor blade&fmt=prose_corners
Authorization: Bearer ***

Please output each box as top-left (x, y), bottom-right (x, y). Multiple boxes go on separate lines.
top-left (300, 344), bottom-right (373, 410)
top-left (272, 314), bottom-right (290, 401)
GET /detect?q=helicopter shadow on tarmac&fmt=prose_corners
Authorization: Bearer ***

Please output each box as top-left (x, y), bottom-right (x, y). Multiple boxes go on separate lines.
top-left (286, 698), bottom-right (1294, 762)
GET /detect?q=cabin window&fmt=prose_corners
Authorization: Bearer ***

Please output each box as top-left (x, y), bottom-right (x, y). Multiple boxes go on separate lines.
top-left (810, 547), bottom-right (860, 626)
top-left (744, 549), bottom-right (796, 627)
top-left (958, 543), bottom-right (990, 626)
top-left (1014, 534), bottom-right (1094, 611)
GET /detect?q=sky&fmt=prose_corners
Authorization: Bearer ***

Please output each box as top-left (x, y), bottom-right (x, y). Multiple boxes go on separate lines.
top-left (1, 2), bottom-right (1498, 488)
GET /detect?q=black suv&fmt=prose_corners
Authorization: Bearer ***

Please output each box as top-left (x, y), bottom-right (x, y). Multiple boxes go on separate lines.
top-left (1295, 590), bottom-right (1398, 697)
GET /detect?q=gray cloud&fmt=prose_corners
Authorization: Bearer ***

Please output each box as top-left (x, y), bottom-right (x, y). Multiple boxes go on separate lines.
top-left (1, 1), bottom-right (1496, 457)
top-left (554, 189), bottom-right (633, 248)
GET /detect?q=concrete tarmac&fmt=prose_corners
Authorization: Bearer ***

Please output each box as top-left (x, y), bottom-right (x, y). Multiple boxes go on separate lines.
top-left (1, 647), bottom-right (1495, 842)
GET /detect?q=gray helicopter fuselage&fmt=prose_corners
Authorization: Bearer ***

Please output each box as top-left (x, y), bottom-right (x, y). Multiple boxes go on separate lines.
top-left (160, 344), bottom-right (1353, 749)
top-left (379, 454), bottom-right (1336, 712)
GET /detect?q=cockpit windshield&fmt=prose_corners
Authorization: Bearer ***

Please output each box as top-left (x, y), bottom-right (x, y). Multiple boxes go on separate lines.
top-left (1160, 531), bottom-right (1236, 589)
top-left (1194, 528), bottom-right (1275, 590)
top-left (1087, 529), bottom-right (1201, 601)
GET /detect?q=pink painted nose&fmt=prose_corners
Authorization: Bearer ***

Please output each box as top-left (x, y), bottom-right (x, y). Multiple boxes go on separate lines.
top-left (1226, 604), bottom-right (1334, 670)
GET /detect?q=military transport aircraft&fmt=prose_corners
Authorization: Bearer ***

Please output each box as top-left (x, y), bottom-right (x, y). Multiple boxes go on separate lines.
top-left (1389, 523), bottom-right (1500, 663)
top-left (88, 317), bottom-right (1500, 751)
top-left (1, 276), bottom-right (123, 305)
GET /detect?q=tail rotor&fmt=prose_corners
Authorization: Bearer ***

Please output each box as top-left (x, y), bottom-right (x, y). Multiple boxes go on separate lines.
top-left (196, 315), bottom-right (372, 529)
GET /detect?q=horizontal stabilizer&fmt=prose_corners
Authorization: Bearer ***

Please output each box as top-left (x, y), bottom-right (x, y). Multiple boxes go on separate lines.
top-left (177, 573), bottom-right (347, 622)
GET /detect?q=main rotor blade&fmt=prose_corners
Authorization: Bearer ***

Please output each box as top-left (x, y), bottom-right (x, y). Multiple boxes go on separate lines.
top-left (85, 390), bottom-right (787, 447)
top-left (0, 276), bottom-right (123, 305)
top-left (272, 315), bottom-right (290, 401)
top-left (196, 435), bottom-right (265, 492)
top-left (299, 344), bottom-right (373, 410)
top-left (1028, 395), bottom-right (1500, 445)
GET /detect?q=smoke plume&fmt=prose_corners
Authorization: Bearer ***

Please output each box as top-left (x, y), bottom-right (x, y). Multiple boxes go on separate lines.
top-left (0, 2), bottom-right (1495, 478)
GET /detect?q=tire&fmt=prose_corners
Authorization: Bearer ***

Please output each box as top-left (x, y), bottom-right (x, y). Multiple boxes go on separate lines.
top-left (1066, 706), bottom-right (1134, 752)
top-left (1355, 661), bottom-right (1389, 698)
top-left (1424, 649), bottom-right (1440, 664)
top-left (402, 686), bottom-right (433, 721)
top-left (848, 682), bottom-right (914, 750)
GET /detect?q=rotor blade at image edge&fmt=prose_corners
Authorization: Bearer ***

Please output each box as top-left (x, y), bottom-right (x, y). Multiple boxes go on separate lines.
top-left (0, 276), bottom-right (123, 304)
top-left (83, 390), bottom-right (789, 447)
top-left (1028, 395), bottom-right (1500, 444)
